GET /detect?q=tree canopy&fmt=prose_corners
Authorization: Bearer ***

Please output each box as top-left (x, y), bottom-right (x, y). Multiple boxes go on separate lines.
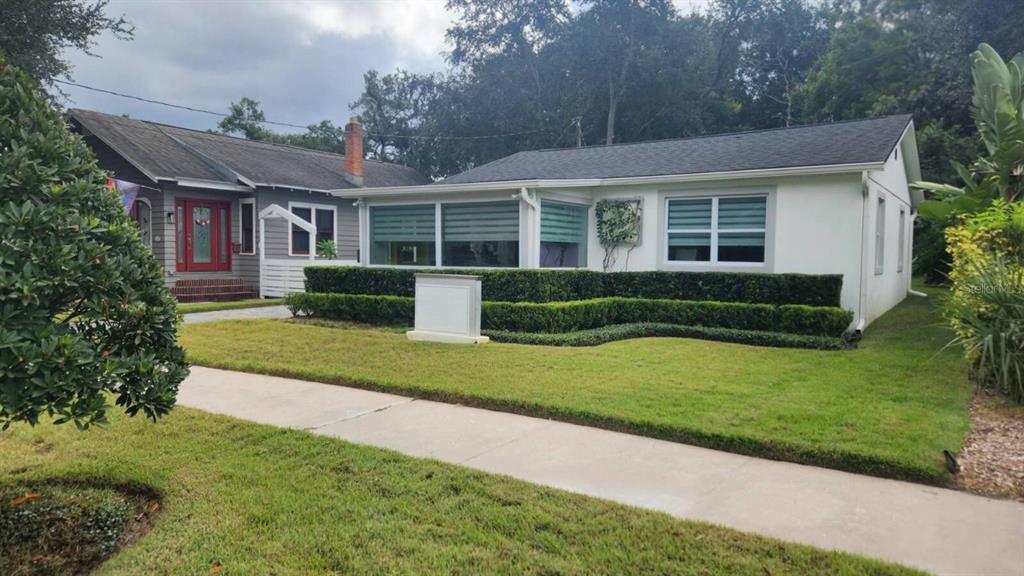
top-left (348, 0), bottom-right (1023, 180)
top-left (0, 0), bottom-right (133, 90)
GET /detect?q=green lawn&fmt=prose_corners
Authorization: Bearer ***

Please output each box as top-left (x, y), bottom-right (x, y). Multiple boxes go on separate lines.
top-left (0, 410), bottom-right (917, 575)
top-left (181, 287), bottom-right (973, 484)
top-left (177, 298), bottom-right (283, 314)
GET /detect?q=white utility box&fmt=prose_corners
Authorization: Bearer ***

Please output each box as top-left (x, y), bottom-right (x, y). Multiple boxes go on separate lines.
top-left (406, 273), bottom-right (489, 344)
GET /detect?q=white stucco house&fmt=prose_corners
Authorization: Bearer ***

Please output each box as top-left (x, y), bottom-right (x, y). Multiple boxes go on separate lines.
top-left (333, 115), bottom-right (922, 330)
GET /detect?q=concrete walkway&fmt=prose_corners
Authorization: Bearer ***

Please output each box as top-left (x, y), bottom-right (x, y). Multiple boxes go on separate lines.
top-left (179, 366), bottom-right (1024, 576)
top-left (182, 305), bottom-right (292, 324)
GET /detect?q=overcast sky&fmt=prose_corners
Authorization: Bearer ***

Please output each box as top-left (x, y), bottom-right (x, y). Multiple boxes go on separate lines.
top-left (64, 0), bottom-right (711, 133)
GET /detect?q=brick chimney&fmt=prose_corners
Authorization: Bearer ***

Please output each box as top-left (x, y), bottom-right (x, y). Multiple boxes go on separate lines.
top-left (343, 116), bottom-right (364, 187)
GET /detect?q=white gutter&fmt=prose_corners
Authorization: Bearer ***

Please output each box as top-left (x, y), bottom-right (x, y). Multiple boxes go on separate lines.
top-left (328, 161), bottom-right (885, 198)
top-left (513, 187), bottom-right (540, 210)
top-left (174, 177), bottom-right (252, 192)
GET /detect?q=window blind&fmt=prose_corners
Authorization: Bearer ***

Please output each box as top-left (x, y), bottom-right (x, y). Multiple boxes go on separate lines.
top-left (371, 205), bottom-right (435, 242)
top-left (541, 202), bottom-right (587, 243)
top-left (443, 201), bottom-right (519, 242)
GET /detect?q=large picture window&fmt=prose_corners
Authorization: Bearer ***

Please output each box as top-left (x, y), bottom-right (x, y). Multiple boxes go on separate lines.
top-left (666, 195), bottom-right (766, 264)
top-left (540, 201), bottom-right (588, 268)
top-left (442, 201), bottom-right (519, 267)
top-left (370, 205), bottom-right (436, 266)
top-left (290, 202), bottom-right (336, 256)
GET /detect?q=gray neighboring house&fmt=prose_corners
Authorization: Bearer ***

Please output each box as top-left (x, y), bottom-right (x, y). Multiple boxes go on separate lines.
top-left (70, 109), bottom-right (427, 301)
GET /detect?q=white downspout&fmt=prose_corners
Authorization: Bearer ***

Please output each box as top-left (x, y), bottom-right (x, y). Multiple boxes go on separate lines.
top-left (856, 174), bottom-right (871, 334)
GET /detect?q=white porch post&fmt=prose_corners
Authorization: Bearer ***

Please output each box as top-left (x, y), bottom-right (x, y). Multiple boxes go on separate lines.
top-left (259, 217), bottom-right (266, 299)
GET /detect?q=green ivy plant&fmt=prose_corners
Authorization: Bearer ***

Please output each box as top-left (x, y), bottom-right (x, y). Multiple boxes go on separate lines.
top-left (595, 199), bottom-right (641, 271)
top-left (0, 56), bottom-right (188, 429)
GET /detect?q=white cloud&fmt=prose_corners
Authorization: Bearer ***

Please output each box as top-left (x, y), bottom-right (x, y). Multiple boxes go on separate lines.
top-left (275, 0), bottom-right (452, 63)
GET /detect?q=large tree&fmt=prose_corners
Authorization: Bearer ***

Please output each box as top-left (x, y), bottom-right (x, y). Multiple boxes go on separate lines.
top-left (0, 56), bottom-right (188, 429)
top-left (0, 0), bottom-right (133, 89)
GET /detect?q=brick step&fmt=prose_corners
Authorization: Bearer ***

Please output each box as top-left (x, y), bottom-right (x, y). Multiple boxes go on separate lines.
top-left (175, 290), bottom-right (259, 304)
top-left (171, 284), bottom-right (254, 296)
top-left (173, 278), bottom-right (245, 288)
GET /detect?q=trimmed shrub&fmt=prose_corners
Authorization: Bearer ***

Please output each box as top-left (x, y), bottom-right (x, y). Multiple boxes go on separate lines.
top-left (482, 298), bottom-right (851, 336)
top-left (484, 323), bottom-right (848, 350)
top-left (287, 293), bottom-right (853, 337)
top-left (286, 292), bottom-right (414, 325)
top-left (304, 266), bottom-right (843, 307)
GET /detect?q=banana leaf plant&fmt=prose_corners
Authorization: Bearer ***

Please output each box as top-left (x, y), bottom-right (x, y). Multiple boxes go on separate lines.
top-left (914, 44), bottom-right (1024, 223)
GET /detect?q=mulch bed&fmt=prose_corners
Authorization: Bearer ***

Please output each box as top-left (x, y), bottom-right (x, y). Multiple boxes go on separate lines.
top-left (954, 392), bottom-right (1024, 502)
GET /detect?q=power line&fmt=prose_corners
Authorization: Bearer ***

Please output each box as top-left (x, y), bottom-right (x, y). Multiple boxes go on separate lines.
top-left (54, 79), bottom-right (555, 141)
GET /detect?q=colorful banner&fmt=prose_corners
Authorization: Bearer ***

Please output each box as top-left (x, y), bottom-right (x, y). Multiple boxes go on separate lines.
top-left (108, 178), bottom-right (141, 213)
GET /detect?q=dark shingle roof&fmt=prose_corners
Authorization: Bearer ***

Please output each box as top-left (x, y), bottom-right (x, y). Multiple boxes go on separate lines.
top-left (70, 108), bottom-right (429, 190)
top-left (441, 115), bottom-right (913, 185)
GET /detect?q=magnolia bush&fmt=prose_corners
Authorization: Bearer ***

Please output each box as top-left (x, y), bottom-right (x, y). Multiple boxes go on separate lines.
top-left (0, 57), bottom-right (188, 429)
top-left (945, 201), bottom-right (1024, 402)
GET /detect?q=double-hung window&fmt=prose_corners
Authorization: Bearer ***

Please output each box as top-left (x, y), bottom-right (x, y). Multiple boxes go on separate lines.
top-left (370, 204), bottom-right (436, 266)
top-left (442, 201), bottom-right (519, 267)
top-left (540, 201), bottom-right (588, 268)
top-left (289, 202), bottom-right (336, 256)
top-left (239, 199), bottom-right (255, 255)
top-left (666, 195), bottom-right (766, 264)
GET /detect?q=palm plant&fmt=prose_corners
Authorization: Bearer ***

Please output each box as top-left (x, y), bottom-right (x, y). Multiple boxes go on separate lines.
top-left (947, 256), bottom-right (1024, 402)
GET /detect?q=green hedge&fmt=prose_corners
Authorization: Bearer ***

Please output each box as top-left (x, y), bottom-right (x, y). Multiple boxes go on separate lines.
top-left (286, 293), bottom-right (414, 325)
top-left (304, 267), bottom-right (843, 307)
top-left (484, 323), bottom-right (848, 350)
top-left (286, 293), bottom-right (853, 337)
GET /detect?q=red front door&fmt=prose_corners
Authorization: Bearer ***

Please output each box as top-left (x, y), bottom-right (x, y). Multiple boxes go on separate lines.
top-left (176, 199), bottom-right (231, 272)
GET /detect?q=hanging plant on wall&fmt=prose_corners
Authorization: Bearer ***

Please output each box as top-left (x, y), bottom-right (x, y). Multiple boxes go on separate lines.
top-left (595, 199), bottom-right (641, 271)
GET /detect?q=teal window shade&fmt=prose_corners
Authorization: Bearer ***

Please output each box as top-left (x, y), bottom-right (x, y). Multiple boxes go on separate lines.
top-left (370, 204), bottom-right (436, 266)
top-left (443, 202), bottom-right (519, 242)
top-left (541, 202), bottom-right (587, 243)
top-left (667, 199), bottom-right (712, 230)
top-left (442, 201), bottom-right (519, 267)
top-left (371, 205), bottom-right (435, 242)
top-left (718, 197), bottom-right (766, 229)
top-left (540, 201), bottom-right (588, 268)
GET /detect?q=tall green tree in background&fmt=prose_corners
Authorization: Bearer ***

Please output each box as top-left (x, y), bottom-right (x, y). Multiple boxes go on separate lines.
top-left (0, 0), bottom-right (132, 90)
top-left (341, 0), bottom-right (1024, 180)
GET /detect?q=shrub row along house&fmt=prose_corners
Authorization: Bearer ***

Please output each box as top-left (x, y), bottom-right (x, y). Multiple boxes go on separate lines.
top-left (73, 109), bottom-right (920, 329)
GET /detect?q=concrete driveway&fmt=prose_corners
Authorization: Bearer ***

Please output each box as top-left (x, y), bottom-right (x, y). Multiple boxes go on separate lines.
top-left (179, 366), bottom-right (1024, 576)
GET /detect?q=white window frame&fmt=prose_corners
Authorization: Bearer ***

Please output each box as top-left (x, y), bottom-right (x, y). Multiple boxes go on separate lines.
top-left (897, 206), bottom-right (906, 273)
top-left (287, 201), bottom-right (337, 257)
top-left (364, 196), bottom-right (528, 268)
top-left (132, 196), bottom-right (153, 250)
top-left (663, 194), bottom-right (768, 267)
top-left (440, 199), bottom-right (522, 269)
top-left (239, 198), bottom-right (256, 255)
top-left (875, 196), bottom-right (886, 275)
top-left (368, 201), bottom-right (439, 267)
